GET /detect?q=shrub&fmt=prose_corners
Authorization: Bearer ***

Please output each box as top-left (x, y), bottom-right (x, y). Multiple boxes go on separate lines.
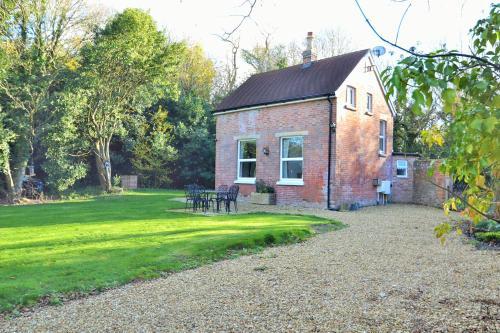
top-left (112, 175), bottom-right (121, 187)
top-left (255, 179), bottom-right (275, 193)
top-left (264, 233), bottom-right (276, 245)
top-left (475, 231), bottom-right (500, 244)
top-left (475, 219), bottom-right (500, 232)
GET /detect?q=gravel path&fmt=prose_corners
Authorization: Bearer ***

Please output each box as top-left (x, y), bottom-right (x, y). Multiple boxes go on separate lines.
top-left (1, 204), bottom-right (499, 332)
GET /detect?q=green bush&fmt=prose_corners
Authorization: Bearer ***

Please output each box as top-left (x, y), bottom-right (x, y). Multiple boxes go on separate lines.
top-left (255, 179), bottom-right (275, 193)
top-left (475, 219), bottom-right (500, 232)
top-left (112, 175), bottom-right (121, 187)
top-left (264, 233), bottom-right (276, 245)
top-left (475, 231), bottom-right (500, 243)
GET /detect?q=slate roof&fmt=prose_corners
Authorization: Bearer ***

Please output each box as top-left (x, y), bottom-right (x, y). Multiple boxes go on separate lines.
top-left (215, 49), bottom-right (370, 112)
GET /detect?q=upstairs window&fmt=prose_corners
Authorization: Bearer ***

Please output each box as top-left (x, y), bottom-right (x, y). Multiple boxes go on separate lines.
top-left (366, 93), bottom-right (373, 114)
top-left (346, 86), bottom-right (356, 108)
top-left (396, 160), bottom-right (408, 178)
top-left (281, 136), bottom-right (303, 180)
top-left (237, 140), bottom-right (256, 179)
top-left (379, 120), bottom-right (387, 154)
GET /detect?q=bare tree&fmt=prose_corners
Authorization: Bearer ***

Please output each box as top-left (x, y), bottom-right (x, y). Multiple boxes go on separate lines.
top-left (241, 33), bottom-right (288, 73)
top-left (285, 40), bottom-right (304, 65)
top-left (315, 28), bottom-right (354, 58)
top-left (214, 0), bottom-right (257, 96)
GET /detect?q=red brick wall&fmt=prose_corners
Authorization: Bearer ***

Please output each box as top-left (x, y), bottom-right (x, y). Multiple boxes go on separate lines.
top-left (413, 160), bottom-right (451, 207)
top-left (391, 155), bottom-right (417, 203)
top-left (330, 57), bottom-right (394, 207)
top-left (215, 99), bottom-right (330, 206)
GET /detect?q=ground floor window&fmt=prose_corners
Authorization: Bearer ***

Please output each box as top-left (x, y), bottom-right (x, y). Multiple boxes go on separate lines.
top-left (237, 139), bottom-right (256, 179)
top-left (281, 136), bottom-right (303, 180)
top-left (396, 160), bottom-right (408, 178)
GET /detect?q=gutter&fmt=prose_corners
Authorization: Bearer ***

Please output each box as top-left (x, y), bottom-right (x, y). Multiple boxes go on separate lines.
top-left (327, 94), bottom-right (335, 210)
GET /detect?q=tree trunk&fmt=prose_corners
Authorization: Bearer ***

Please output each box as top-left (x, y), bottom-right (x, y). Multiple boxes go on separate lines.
top-left (3, 161), bottom-right (16, 203)
top-left (13, 161), bottom-right (27, 194)
top-left (2, 158), bottom-right (27, 202)
top-left (494, 177), bottom-right (500, 220)
top-left (94, 139), bottom-right (112, 192)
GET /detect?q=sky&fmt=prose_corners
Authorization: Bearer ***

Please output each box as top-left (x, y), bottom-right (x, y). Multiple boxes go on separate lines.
top-left (88, 0), bottom-right (493, 71)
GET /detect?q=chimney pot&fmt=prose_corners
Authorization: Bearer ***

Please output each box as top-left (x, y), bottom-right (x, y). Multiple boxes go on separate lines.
top-left (302, 32), bottom-right (317, 67)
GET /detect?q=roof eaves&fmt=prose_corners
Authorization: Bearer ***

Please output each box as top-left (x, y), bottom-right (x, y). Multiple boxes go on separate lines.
top-left (213, 93), bottom-right (335, 114)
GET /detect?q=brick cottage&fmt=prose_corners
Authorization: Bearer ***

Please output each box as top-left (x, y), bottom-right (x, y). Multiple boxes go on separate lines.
top-left (214, 33), bottom-right (449, 209)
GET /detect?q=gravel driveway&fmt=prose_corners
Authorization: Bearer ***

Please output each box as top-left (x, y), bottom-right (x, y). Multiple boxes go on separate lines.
top-left (1, 204), bottom-right (499, 332)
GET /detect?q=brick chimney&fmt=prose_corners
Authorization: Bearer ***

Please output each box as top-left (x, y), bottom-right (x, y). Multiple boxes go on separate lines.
top-left (302, 32), bottom-right (317, 68)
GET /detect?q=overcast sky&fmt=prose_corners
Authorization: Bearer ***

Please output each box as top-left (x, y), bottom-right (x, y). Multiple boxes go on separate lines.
top-left (89, 0), bottom-right (492, 70)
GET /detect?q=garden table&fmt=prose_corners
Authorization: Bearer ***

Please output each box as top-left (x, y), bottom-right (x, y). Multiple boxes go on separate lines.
top-left (204, 190), bottom-right (229, 213)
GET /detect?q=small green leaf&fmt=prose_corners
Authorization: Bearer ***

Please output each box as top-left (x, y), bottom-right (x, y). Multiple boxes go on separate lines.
top-left (412, 89), bottom-right (425, 107)
top-left (442, 88), bottom-right (456, 104)
top-left (471, 119), bottom-right (482, 130)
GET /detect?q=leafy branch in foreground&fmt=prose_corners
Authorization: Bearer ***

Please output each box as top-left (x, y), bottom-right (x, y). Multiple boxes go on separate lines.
top-left (379, 4), bottom-right (499, 241)
top-left (354, 0), bottom-right (500, 71)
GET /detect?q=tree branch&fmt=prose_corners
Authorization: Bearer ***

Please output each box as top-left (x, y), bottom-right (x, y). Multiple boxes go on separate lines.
top-left (395, 2), bottom-right (411, 44)
top-left (429, 180), bottom-right (499, 223)
top-left (353, 0), bottom-right (500, 71)
top-left (221, 0), bottom-right (257, 41)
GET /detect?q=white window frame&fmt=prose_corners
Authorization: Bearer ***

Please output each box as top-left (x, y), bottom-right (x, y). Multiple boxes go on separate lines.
top-left (379, 120), bottom-right (387, 155)
top-left (346, 86), bottom-right (356, 109)
top-left (277, 136), bottom-right (304, 186)
top-left (396, 160), bottom-right (408, 178)
top-left (236, 139), bottom-right (256, 184)
top-left (366, 93), bottom-right (373, 114)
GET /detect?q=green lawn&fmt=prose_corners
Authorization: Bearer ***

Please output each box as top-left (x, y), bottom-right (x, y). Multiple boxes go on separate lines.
top-left (0, 190), bottom-right (342, 312)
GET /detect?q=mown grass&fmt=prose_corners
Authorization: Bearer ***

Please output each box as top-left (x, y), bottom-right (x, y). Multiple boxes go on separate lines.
top-left (0, 189), bottom-right (342, 312)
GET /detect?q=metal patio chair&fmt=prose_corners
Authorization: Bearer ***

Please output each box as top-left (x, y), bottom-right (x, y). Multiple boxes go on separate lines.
top-left (211, 185), bottom-right (228, 213)
top-left (225, 185), bottom-right (240, 213)
top-left (184, 184), bottom-right (197, 211)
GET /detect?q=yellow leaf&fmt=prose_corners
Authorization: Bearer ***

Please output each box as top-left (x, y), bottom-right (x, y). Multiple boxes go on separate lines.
top-left (443, 203), bottom-right (450, 215)
top-left (475, 175), bottom-right (486, 188)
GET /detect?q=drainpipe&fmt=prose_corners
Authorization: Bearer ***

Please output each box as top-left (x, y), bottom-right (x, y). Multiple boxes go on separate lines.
top-left (327, 95), bottom-right (335, 210)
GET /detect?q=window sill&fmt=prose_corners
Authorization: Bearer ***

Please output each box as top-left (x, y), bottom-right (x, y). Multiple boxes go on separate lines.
top-left (276, 179), bottom-right (304, 186)
top-left (234, 178), bottom-right (255, 184)
top-left (365, 111), bottom-right (373, 116)
top-left (396, 175), bottom-right (408, 179)
top-left (344, 105), bottom-right (357, 111)
top-left (379, 152), bottom-right (387, 157)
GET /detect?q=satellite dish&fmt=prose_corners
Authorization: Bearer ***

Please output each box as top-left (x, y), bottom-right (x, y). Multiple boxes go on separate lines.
top-left (372, 46), bottom-right (386, 57)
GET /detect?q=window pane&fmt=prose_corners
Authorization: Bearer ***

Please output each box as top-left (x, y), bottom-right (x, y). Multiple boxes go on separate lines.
top-left (239, 140), bottom-right (256, 159)
top-left (347, 86), bottom-right (356, 107)
top-left (379, 138), bottom-right (385, 152)
top-left (282, 161), bottom-right (303, 179)
top-left (396, 160), bottom-right (407, 176)
top-left (282, 137), bottom-right (303, 158)
top-left (239, 161), bottom-right (256, 178)
top-left (380, 120), bottom-right (386, 134)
